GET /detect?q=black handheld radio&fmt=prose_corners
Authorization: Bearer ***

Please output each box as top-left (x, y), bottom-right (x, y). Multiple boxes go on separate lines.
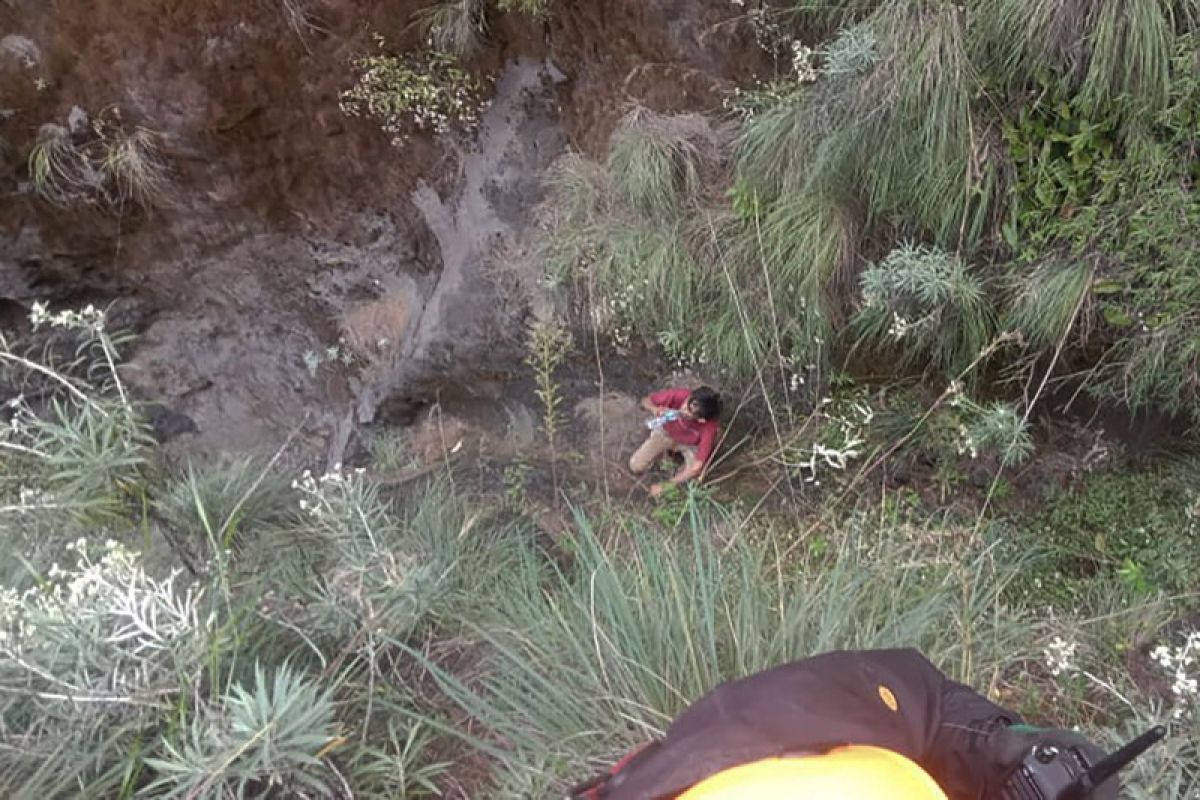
top-left (1002, 725), bottom-right (1167, 800)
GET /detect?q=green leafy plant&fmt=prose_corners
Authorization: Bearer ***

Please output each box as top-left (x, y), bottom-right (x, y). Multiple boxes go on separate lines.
top-left (1000, 96), bottom-right (1120, 248)
top-left (340, 36), bottom-right (486, 145)
top-left (502, 455), bottom-right (532, 510)
top-left (146, 662), bottom-right (337, 798)
top-left (154, 456), bottom-right (294, 555)
top-left (999, 462), bottom-right (1200, 607)
top-left (852, 243), bottom-right (995, 379)
top-left (526, 318), bottom-right (572, 496)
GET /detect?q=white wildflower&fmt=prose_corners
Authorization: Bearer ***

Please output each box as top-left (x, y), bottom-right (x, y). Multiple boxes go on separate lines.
top-left (1152, 632), bottom-right (1200, 719)
top-left (1043, 635), bottom-right (1077, 677)
top-left (887, 312), bottom-right (912, 341)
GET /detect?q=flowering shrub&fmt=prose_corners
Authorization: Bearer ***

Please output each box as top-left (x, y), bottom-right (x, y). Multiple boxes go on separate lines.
top-left (1152, 632), bottom-right (1200, 720)
top-left (2, 303), bottom-right (150, 519)
top-left (947, 387), bottom-right (1034, 468)
top-left (788, 383), bottom-right (874, 484)
top-left (284, 465), bottom-right (431, 646)
top-left (0, 538), bottom-right (213, 745)
top-left (853, 243), bottom-right (994, 379)
top-left (340, 36), bottom-right (486, 145)
top-left (1043, 634), bottom-right (1078, 677)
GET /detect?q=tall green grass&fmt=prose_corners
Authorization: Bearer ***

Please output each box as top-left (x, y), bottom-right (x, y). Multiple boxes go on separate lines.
top-left (535, 0), bottom-right (1200, 420)
top-left (975, 0), bottom-right (1177, 118)
top-left (413, 500), bottom-right (1031, 794)
top-left (606, 111), bottom-right (713, 217)
top-left (1006, 261), bottom-right (1093, 349)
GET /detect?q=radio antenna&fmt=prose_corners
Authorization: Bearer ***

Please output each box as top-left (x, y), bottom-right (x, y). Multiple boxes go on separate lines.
top-left (1061, 726), bottom-right (1166, 800)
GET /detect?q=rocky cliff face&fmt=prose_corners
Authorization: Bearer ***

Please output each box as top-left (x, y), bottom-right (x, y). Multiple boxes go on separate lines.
top-left (0, 0), bottom-right (763, 458)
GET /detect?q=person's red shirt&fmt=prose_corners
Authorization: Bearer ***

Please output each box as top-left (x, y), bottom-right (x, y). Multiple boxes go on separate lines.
top-left (649, 388), bottom-right (720, 467)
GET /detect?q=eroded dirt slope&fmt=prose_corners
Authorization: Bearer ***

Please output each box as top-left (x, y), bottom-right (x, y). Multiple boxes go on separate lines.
top-left (0, 0), bottom-right (763, 458)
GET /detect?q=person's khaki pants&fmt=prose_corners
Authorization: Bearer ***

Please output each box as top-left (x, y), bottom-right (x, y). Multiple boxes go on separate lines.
top-left (629, 428), bottom-right (699, 474)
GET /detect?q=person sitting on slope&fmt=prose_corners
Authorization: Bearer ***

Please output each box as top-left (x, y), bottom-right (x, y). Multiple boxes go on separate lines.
top-left (629, 385), bottom-right (722, 497)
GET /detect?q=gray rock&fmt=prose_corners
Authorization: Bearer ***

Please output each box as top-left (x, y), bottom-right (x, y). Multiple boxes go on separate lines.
top-left (67, 105), bottom-right (89, 134)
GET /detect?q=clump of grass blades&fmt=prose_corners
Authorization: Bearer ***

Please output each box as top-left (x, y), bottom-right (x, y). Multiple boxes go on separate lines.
top-left (27, 116), bottom-right (171, 210)
top-left (155, 456), bottom-right (295, 556)
top-left (100, 125), bottom-right (171, 210)
top-left (26, 124), bottom-right (95, 206)
top-left (606, 108), bottom-right (720, 217)
top-left (413, 505), bottom-right (1030, 794)
top-left (1095, 319), bottom-right (1200, 416)
top-left (974, 0), bottom-right (1177, 120)
top-left (1005, 260), bottom-right (1094, 349)
top-left (739, 2), bottom-right (984, 251)
top-left (146, 661), bottom-right (338, 798)
top-left (855, 1), bottom-right (977, 242)
top-left (413, 0), bottom-right (487, 57)
top-left (496, 0), bottom-right (551, 16)
top-left (851, 242), bottom-right (995, 379)
top-left (751, 188), bottom-right (859, 313)
top-left (788, 0), bottom-right (886, 37)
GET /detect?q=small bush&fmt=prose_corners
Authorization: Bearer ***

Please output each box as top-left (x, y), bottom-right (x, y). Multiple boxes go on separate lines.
top-left (0, 538), bottom-right (219, 795)
top-left (155, 456), bottom-right (295, 554)
top-left (340, 37), bottom-right (486, 144)
top-left (146, 662), bottom-right (338, 798)
top-left (852, 243), bottom-right (996, 380)
top-left (259, 472), bottom-right (523, 651)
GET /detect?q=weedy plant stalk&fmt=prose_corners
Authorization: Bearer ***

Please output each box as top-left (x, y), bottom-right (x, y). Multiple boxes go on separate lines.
top-left (525, 318), bottom-right (572, 501)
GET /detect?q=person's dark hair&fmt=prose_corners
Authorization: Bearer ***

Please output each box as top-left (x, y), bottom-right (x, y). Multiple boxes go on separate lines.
top-left (689, 386), bottom-right (721, 421)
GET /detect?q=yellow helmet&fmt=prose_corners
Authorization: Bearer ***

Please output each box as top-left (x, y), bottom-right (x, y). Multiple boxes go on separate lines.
top-left (678, 745), bottom-right (949, 800)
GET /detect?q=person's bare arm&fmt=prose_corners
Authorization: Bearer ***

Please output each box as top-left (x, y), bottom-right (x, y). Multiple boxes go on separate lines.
top-left (650, 461), bottom-right (704, 497)
top-left (640, 395), bottom-right (663, 414)
top-left (668, 462), bottom-right (704, 485)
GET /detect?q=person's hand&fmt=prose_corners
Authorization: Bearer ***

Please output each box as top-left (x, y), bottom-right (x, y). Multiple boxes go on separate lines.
top-left (649, 483), bottom-right (666, 498)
